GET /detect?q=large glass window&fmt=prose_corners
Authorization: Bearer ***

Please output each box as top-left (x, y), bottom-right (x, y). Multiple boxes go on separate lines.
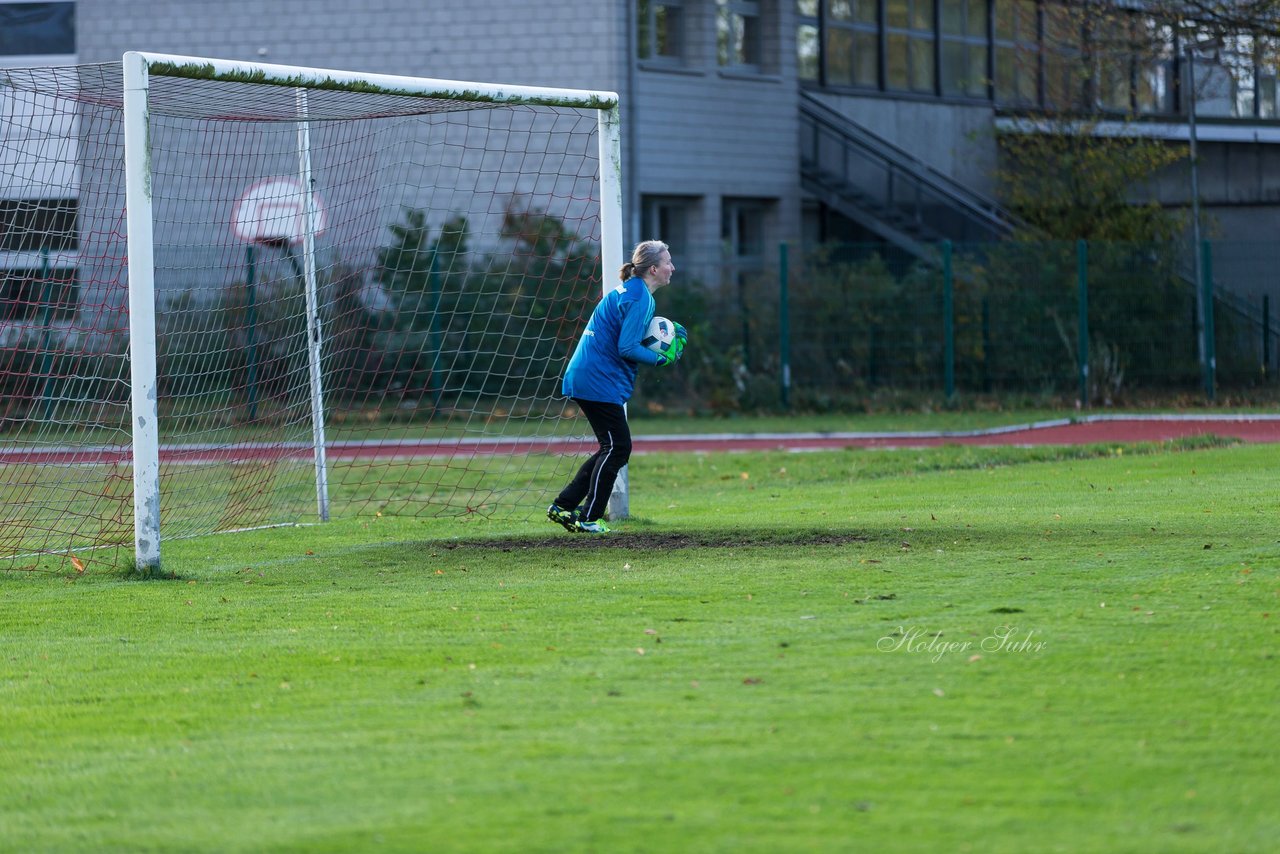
top-left (799, 0), bottom-right (1263, 118)
top-left (638, 0), bottom-right (685, 63)
top-left (1091, 15), bottom-right (1135, 113)
top-left (1085, 10), bottom-right (1175, 114)
top-left (994, 0), bottom-right (1039, 106)
top-left (1214, 34), bottom-right (1280, 118)
top-left (1134, 20), bottom-right (1174, 115)
top-left (886, 0), bottom-right (936, 93)
top-left (826, 0), bottom-right (879, 87)
top-left (1042, 1), bottom-right (1084, 110)
top-left (0, 2), bottom-right (74, 58)
top-left (718, 0), bottom-right (763, 68)
top-left (940, 0), bottom-right (988, 97)
top-left (1258, 69), bottom-right (1279, 119)
top-left (797, 0), bottom-right (821, 81)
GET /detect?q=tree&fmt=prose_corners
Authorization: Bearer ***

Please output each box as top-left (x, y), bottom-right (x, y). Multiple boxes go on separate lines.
top-left (997, 124), bottom-right (1186, 242)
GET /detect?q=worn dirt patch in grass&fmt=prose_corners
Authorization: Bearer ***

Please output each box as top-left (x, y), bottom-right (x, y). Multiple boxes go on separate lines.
top-left (436, 531), bottom-right (871, 551)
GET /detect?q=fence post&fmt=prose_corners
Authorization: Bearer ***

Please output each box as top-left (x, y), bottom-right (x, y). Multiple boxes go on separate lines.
top-left (244, 244), bottom-right (259, 422)
top-left (1264, 294), bottom-right (1271, 380)
top-left (942, 240), bottom-right (954, 400)
top-left (980, 297), bottom-right (991, 392)
top-left (36, 247), bottom-right (57, 421)
top-left (1202, 240), bottom-right (1216, 402)
top-left (1077, 240), bottom-right (1089, 408)
top-left (779, 242), bottom-right (791, 409)
top-left (428, 247), bottom-right (444, 413)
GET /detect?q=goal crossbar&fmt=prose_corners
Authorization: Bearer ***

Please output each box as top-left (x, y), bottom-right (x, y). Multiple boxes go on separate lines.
top-left (129, 52), bottom-right (620, 112)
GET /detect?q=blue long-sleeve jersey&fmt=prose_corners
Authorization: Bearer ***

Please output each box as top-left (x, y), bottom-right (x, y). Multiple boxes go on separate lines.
top-left (562, 277), bottom-right (662, 404)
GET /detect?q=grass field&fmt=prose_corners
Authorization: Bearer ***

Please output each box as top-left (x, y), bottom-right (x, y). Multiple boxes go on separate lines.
top-left (3, 439), bottom-right (1278, 852)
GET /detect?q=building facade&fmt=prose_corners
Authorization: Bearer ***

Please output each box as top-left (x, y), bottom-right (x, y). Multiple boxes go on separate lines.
top-left (5, 0), bottom-right (1280, 304)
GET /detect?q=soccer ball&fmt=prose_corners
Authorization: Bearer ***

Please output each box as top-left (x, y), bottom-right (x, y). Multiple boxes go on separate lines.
top-left (642, 315), bottom-right (677, 354)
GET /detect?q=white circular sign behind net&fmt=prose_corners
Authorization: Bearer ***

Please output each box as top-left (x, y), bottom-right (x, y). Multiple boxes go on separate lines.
top-left (232, 177), bottom-right (327, 245)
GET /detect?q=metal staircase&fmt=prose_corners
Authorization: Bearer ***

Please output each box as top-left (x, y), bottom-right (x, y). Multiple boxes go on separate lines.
top-left (799, 91), bottom-right (1024, 257)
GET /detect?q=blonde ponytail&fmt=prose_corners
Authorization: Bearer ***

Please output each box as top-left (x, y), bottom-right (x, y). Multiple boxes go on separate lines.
top-left (619, 240), bottom-right (669, 281)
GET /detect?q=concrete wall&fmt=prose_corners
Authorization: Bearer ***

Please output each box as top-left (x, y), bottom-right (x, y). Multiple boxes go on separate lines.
top-left (78, 1), bottom-right (625, 94)
top-left (635, 69), bottom-right (800, 241)
top-left (810, 92), bottom-right (999, 197)
top-left (1145, 140), bottom-right (1280, 214)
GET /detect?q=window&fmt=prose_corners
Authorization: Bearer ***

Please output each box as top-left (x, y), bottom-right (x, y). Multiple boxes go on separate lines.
top-left (718, 0), bottom-right (763, 68)
top-left (1134, 20), bottom-right (1174, 115)
top-left (0, 199), bottom-right (79, 322)
top-left (722, 198), bottom-right (769, 285)
top-left (796, 0), bottom-right (1253, 117)
top-left (0, 266), bottom-right (77, 322)
top-left (722, 198), bottom-right (770, 359)
top-left (994, 0), bottom-right (1038, 106)
top-left (940, 0), bottom-right (988, 97)
top-left (1042, 1), bottom-right (1084, 110)
top-left (886, 0), bottom-right (936, 93)
top-left (1214, 34), bottom-right (1280, 119)
top-left (638, 0), bottom-right (685, 63)
top-left (0, 200), bottom-right (79, 321)
top-left (826, 0), bottom-right (879, 88)
top-left (1082, 11), bottom-right (1178, 115)
top-left (797, 0), bottom-right (820, 81)
top-left (0, 199), bottom-right (77, 252)
top-left (1, 3), bottom-right (79, 318)
top-left (640, 196), bottom-right (694, 261)
top-left (723, 199), bottom-right (767, 253)
top-left (0, 2), bottom-right (74, 59)
top-left (1259, 71), bottom-right (1278, 119)
top-left (1090, 15), bottom-right (1135, 113)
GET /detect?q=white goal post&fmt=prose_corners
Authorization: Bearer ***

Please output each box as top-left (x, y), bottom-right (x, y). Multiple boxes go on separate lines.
top-left (122, 52), bottom-right (624, 576)
top-left (0, 53), bottom-right (623, 575)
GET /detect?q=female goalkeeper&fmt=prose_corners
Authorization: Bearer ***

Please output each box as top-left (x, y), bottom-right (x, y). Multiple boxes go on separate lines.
top-left (548, 239), bottom-right (687, 534)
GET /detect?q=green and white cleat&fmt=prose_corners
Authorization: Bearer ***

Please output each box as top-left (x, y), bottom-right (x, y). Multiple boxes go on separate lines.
top-left (547, 503), bottom-right (578, 532)
top-left (574, 518), bottom-right (611, 534)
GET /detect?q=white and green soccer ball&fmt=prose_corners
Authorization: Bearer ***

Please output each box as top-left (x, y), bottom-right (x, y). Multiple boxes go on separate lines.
top-left (642, 315), bottom-right (677, 355)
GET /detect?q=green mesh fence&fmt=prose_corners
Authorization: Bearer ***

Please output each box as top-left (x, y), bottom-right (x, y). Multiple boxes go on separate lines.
top-left (633, 239), bottom-right (1279, 412)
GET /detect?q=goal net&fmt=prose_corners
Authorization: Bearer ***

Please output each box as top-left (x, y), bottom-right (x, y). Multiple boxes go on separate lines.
top-left (0, 53), bottom-right (622, 574)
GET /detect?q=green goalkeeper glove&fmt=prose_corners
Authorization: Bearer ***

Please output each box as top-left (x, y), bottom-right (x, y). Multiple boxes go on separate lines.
top-left (655, 333), bottom-right (685, 366)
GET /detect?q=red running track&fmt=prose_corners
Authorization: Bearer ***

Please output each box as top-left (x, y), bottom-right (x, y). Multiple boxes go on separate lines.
top-left (2, 416), bottom-right (1278, 466)
top-left (630, 416), bottom-right (1280, 453)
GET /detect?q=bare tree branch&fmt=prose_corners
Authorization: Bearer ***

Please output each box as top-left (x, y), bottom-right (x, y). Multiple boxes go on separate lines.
top-left (1142, 0), bottom-right (1280, 38)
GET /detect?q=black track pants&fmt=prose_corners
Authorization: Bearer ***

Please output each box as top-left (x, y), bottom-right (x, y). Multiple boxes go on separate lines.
top-left (554, 398), bottom-right (632, 522)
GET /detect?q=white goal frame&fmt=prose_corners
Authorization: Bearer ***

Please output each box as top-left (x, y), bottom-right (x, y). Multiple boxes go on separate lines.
top-left (122, 52), bottom-right (623, 576)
